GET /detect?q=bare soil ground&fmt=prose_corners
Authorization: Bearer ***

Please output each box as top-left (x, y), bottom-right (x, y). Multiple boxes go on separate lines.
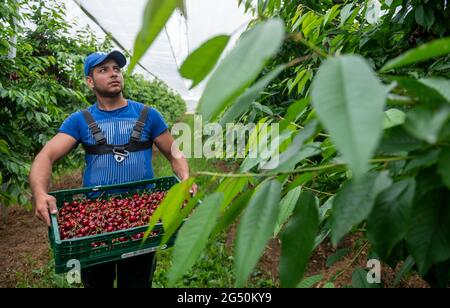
top-left (0, 170), bottom-right (83, 288)
top-left (226, 224), bottom-right (428, 288)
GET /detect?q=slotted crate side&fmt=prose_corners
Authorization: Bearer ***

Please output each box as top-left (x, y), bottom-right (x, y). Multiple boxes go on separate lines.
top-left (48, 176), bottom-right (180, 273)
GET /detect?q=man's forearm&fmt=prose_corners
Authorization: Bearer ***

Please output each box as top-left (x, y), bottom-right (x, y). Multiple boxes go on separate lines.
top-left (170, 156), bottom-right (190, 181)
top-left (29, 153), bottom-right (53, 197)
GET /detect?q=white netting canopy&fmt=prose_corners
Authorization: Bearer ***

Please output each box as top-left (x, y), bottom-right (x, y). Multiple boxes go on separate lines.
top-left (63, 0), bottom-right (253, 112)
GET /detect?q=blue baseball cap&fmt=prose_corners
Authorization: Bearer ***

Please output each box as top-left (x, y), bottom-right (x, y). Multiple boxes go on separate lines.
top-left (84, 50), bottom-right (127, 76)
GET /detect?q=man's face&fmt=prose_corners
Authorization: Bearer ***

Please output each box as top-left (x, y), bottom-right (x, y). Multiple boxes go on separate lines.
top-left (86, 59), bottom-right (124, 98)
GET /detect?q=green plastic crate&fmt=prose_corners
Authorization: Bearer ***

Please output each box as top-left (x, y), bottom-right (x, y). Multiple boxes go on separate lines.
top-left (48, 175), bottom-right (180, 274)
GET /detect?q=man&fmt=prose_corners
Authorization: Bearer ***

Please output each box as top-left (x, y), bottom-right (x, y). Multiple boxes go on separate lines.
top-left (29, 50), bottom-right (195, 288)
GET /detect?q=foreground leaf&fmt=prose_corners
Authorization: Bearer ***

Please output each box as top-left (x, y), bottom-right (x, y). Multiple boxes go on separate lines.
top-left (161, 192), bottom-right (203, 246)
top-left (380, 37), bottom-right (450, 72)
top-left (392, 76), bottom-right (447, 105)
top-left (212, 189), bottom-right (253, 238)
top-left (167, 192), bottom-right (223, 286)
top-left (367, 178), bottom-right (415, 259)
top-left (198, 19), bottom-right (285, 121)
top-left (404, 105), bottom-right (450, 144)
top-left (180, 35), bottom-right (230, 89)
top-left (331, 171), bottom-right (392, 245)
top-left (437, 146), bottom-right (450, 188)
top-left (129, 0), bottom-right (178, 72)
top-left (280, 191), bottom-right (319, 287)
top-left (143, 178), bottom-right (194, 241)
top-left (419, 78), bottom-right (450, 104)
top-left (273, 186), bottom-right (301, 237)
top-left (406, 186), bottom-right (450, 275)
top-left (235, 179), bottom-right (281, 287)
top-left (216, 177), bottom-right (249, 211)
top-left (311, 55), bottom-right (387, 180)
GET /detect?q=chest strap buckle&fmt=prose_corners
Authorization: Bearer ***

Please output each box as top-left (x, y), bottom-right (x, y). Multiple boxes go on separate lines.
top-left (113, 147), bottom-right (129, 163)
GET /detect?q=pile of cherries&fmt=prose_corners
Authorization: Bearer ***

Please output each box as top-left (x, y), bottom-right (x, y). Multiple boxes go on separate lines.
top-left (57, 191), bottom-right (167, 246)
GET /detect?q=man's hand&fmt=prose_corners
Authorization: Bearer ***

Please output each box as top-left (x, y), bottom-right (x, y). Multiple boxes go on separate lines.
top-left (34, 193), bottom-right (58, 226)
top-left (29, 132), bottom-right (77, 226)
top-left (189, 183), bottom-right (198, 196)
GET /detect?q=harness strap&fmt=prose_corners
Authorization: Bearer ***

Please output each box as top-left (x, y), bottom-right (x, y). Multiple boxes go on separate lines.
top-left (130, 105), bottom-right (149, 142)
top-left (81, 105), bottom-right (152, 156)
top-left (81, 110), bottom-right (106, 145)
top-left (82, 139), bottom-right (153, 155)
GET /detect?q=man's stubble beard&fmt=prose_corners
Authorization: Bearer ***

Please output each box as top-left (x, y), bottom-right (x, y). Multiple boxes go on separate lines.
top-left (92, 81), bottom-right (124, 98)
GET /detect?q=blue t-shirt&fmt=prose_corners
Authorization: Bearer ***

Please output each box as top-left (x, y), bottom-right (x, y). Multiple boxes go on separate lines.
top-left (59, 100), bottom-right (168, 188)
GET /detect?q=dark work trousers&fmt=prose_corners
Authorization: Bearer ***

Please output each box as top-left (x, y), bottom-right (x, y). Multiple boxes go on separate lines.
top-left (81, 252), bottom-right (157, 288)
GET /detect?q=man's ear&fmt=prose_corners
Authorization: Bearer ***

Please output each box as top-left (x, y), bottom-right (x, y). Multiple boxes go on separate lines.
top-left (86, 76), bottom-right (94, 89)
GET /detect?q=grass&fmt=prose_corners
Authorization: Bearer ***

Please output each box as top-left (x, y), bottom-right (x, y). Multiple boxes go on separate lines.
top-left (15, 251), bottom-right (82, 288)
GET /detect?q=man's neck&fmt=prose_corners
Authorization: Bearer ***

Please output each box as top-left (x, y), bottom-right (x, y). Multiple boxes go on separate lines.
top-left (96, 95), bottom-right (128, 111)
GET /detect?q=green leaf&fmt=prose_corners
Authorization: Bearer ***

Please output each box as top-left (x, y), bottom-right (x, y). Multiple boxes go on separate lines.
top-left (162, 178), bottom-right (195, 228)
top-left (414, 4), bottom-right (435, 31)
top-left (252, 101), bottom-right (273, 115)
top-left (404, 149), bottom-right (441, 172)
top-left (235, 179), bottom-right (281, 287)
top-left (326, 248), bottom-right (350, 268)
top-left (377, 126), bottom-right (423, 155)
top-left (322, 282), bottom-right (335, 288)
top-left (216, 177), bottom-right (248, 211)
top-left (297, 274), bottom-right (323, 288)
top-left (263, 142), bottom-right (322, 172)
top-left (367, 178), bottom-right (415, 259)
top-left (261, 120), bottom-right (318, 171)
top-left (340, 4), bottom-right (354, 27)
top-left (437, 146), bottom-right (450, 188)
top-left (392, 76), bottom-right (447, 105)
top-left (331, 171), bottom-right (392, 246)
top-left (319, 196), bottom-right (334, 223)
top-left (167, 192), bottom-right (223, 286)
top-left (323, 5), bottom-right (340, 26)
top-left (197, 19), bottom-right (285, 121)
top-left (380, 37), bottom-right (450, 72)
top-left (273, 186), bottom-right (301, 237)
top-left (419, 78), bottom-right (450, 104)
top-left (212, 189), bottom-right (253, 238)
top-left (160, 192), bottom-right (203, 246)
top-left (219, 65), bottom-right (286, 125)
top-left (280, 191), bottom-right (319, 288)
top-left (143, 178), bottom-right (194, 241)
top-left (279, 97), bottom-right (309, 131)
top-left (393, 255), bottom-right (415, 286)
top-left (240, 124), bottom-right (293, 172)
top-left (179, 35), bottom-right (230, 89)
top-left (405, 187), bottom-right (450, 275)
top-left (129, 0), bottom-right (178, 72)
top-left (383, 108), bottom-right (405, 129)
top-left (404, 105), bottom-right (450, 144)
top-left (311, 55), bottom-right (387, 180)
top-left (351, 268), bottom-right (380, 288)
top-left (0, 139), bottom-right (10, 155)
top-left (286, 172), bottom-right (314, 192)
